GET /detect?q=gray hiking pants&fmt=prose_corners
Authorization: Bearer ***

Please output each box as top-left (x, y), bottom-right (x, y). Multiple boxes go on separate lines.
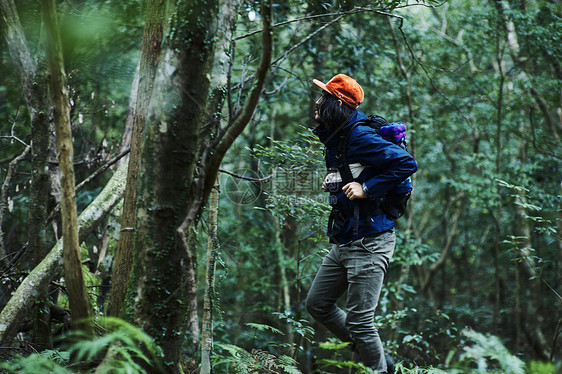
top-left (306, 231), bottom-right (395, 372)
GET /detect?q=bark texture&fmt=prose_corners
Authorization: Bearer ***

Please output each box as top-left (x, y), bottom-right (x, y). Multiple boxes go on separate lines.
top-left (130, 0), bottom-right (272, 370)
top-left (42, 0), bottom-right (92, 334)
top-left (131, 1), bottom-right (221, 370)
top-left (200, 2), bottom-right (243, 369)
top-left (201, 179), bottom-right (220, 374)
top-left (107, 0), bottom-right (167, 318)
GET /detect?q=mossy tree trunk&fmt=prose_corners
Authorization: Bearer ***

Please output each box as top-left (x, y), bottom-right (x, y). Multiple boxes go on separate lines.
top-left (129, 0), bottom-right (272, 370)
top-left (200, 178), bottom-right (220, 374)
top-left (200, 1), bottom-right (242, 369)
top-left (41, 0), bottom-right (92, 336)
top-left (130, 1), bottom-right (221, 369)
top-left (107, 0), bottom-right (167, 318)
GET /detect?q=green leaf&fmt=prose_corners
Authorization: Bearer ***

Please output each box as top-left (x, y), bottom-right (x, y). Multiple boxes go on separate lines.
top-left (245, 322), bottom-right (284, 335)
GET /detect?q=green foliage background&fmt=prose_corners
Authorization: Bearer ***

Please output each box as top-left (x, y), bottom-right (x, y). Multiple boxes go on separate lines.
top-left (1, 0), bottom-right (561, 372)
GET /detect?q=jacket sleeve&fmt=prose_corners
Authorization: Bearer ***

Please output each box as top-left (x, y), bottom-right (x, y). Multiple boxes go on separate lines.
top-left (349, 128), bottom-right (418, 200)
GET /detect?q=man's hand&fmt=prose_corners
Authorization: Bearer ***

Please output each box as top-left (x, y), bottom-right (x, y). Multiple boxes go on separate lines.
top-left (342, 182), bottom-right (365, 200)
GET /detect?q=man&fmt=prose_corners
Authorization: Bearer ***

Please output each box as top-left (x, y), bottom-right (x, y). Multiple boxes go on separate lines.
top-left (306, 74), bottom-right (417, 373)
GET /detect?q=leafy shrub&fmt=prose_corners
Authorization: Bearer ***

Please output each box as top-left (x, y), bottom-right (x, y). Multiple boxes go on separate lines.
top-left (216, 343), bottom-right (301, 374)
top-left (214, 322), bottom-right (303, 374)
top-left (0, 317), bottom-right (163, 373)
top-left (448, 328), bottom-right (525, 374)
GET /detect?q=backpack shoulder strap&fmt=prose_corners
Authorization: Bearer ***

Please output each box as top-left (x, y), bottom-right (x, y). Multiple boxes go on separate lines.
top-left (335, 122), bottom-right (359, 184)
top-left (336, 115), bottom-right (393, 183)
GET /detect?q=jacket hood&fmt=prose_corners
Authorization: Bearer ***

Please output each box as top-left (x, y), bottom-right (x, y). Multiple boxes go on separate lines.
top-left (312, 110), bottom-right (368, 147)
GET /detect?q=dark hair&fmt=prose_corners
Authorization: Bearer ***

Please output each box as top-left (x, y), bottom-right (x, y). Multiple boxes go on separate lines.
top-left (316, 92), bottom-right (355, 132)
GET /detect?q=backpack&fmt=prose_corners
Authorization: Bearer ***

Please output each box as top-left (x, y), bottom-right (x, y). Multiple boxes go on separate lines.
top-left (335, 114), bottom-right (412, 220)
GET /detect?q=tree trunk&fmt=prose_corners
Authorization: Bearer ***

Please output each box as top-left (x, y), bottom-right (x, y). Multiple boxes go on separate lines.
top-left (203, 0), bottom-right (243, 144)
top-left (201, 178), bottom-right (220, 374)
top-left (278, 215), bottom-right (297, 350)
top-left (130, 1), bottom-right (220, 370)
top-left (28, 85), bottom-right (52, 349)
top-left (115, 61), bottom-right (140, 169)
top-left (491, 28), bottom-right (506, 331)
top-left (492, 0), bottom-right (557, 354)
top-left (1, 0), bottom-right (57, 348)
top-left (0, 164), bottom-right (128, 345)
top-left (556, 181), bottom-right (562, 361)
top-left (200, 2), bottom-right (242, 369)
top-left (513, 142), bottom-right (551, 360)
top-left (271, 195), bottom-right (295, 351)
top-left (130, 0), bottom-right (272, 370)
top-left (0, 0), bottom-right (37, 100)
top-left (0, 0), bottom-right (52, 271)
top-left (42, 0), bottom-right (92, 335)
top-left (107, 0), bottom-right (167, 318)
top-left (420, 200), bottom-right (463, 293)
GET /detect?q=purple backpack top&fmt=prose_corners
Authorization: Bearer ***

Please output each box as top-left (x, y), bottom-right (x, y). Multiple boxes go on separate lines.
top-left (379, 122), bottom-right (407, 144)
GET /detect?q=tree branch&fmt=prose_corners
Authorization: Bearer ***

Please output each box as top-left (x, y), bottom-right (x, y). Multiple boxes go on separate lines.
top-left (176, 0), bottom-right (273, 278)
top-left (529, 108), bottom-right (562, 160)
top-left (213, 0), bottom-right (273, 172)
top-left (219, 168), bottom-right (273, 183)
top-left (235, 6), bottom-right (402, 41)
top-left (0, 146), bottom-right (31, 267)
top-left (421, 196), bottom-right (465, 292)
top-left (46, 148), bottom-right (131, 225)
top-left (493, 0), bottom-right (560, 140)
top-left (0, 163), bottom-right (128, 345)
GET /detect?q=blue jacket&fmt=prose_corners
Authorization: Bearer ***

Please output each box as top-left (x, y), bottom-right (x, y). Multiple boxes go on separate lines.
top-left (313, 110), bottom-right (418, 244)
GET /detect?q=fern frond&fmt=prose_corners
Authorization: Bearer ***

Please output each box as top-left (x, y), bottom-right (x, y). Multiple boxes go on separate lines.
top-left (245, 322), bottom-right (284, 335)
top-left (277, 355), bottom-right (302, 374)
top-left (0, 353), bottom-right (72, 374)
top-left (461, 328), bottom-right (525, 374)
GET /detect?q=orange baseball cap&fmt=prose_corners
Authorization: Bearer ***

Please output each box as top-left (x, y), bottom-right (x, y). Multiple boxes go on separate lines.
top-left (313, 74), bottom-right (364, 109)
